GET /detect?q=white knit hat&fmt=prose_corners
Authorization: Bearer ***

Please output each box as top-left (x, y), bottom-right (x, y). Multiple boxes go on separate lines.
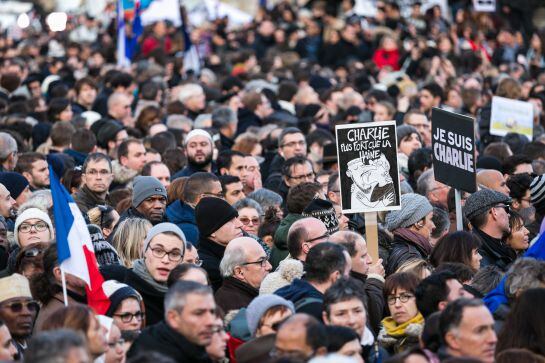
top-left (14, 208), bottom-right (54, 246)
top-left (184, 129), bottom-right (213, 146)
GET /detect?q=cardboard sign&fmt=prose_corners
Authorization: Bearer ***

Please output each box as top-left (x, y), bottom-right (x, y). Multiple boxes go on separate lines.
top-left (473, 0), bottom-right (496, 12)
top-left (335, 121), bottom-right (401, 214)
top-left (490, 96), bottom-right (533, 141)
top-left (432, 108), bottom-right (477, 193)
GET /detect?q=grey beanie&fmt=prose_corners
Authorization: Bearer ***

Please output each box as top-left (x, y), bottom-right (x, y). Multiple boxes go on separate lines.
top-left (385, 193), bottom-right (433, 231)
top-left (464, 189), bottom-right (511, 221)
top-left (132, 176), bottom-right (167, 208)
top-left (143, 222), bottom-right (187, 252)
top-left (396, 125), bottom-right (421, 146)
top-left (246, 294), bottom-right (295, 336)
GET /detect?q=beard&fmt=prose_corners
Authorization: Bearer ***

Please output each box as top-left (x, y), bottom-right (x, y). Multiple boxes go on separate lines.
top-left (188, 152), bottom-right (213, 169)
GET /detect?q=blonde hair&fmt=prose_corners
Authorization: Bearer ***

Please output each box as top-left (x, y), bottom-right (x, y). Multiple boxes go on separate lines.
top-left (110, 217), bottom-right (152, 267)
top-left (396, 259), bottom-right (433, 280)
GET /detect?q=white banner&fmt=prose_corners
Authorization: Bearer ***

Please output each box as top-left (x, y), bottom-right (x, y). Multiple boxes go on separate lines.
top-left (490, 96), bottom-right (533, 141)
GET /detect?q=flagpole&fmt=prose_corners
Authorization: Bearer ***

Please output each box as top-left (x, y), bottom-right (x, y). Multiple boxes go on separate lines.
top-left (60, 266), bottom-right (69, 306)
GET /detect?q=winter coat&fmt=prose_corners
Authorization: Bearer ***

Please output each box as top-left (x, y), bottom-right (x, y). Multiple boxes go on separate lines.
top-left (215, 276), bottom-right (259, 313)
top-left (270, 213), bottom-right (304, 270)
top-left (166, 200), bottom-right (199, 245)
top-left (110, 160), bottom-right (138, 190)
top-left (264, 154), bottom-right (285, 192)
top-left (101, 264), bottom-right (165, 326)
top-left (73, 185), bottom-right (113, 214)
top-left (351, 271), bottom-right (386, 337)
top-left (473, 228), bottom-right (516, 272)
top-left (236, 108), bottom-right (262, 137)
top-left (386, 231), bottom-right (431, 275)
top-left (275, 278), bottom-right (323, 321)
top-left (197, 237), bottom-right (226, 292)
top-left (127, 320), bottom-right (212, 363)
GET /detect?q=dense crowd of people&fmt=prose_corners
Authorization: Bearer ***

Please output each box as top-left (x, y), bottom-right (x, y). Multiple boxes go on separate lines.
top-left (0, 0), bottom-right (542, 362)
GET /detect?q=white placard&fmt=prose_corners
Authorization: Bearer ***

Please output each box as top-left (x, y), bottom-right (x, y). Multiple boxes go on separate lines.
top-left (490, 96), bottom-right (534, 141)
top-left (473, 0), bottom-right (496, 12)
top-left (141, 0), bottom-right (181, 26)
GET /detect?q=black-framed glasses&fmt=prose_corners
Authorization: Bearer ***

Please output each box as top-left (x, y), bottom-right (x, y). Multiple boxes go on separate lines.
top-left (113, 311), bottom-right (145, 323)
top-left (387, 293), bottom-right (414, 305)
top-left (287, 172), bottom-right (315, 181)
top-left (18, 222), bottom-right (49, 233)
top-left (493, 204), bottom-right (510, 214)
top-left (0, 300), bottom-right (40, 313)
top-left (306, 232), bottom-right (330, 243)
top-left (242, 257), bottom-right (269, 268)
top-left (147, 245), bottom-right (183, 262)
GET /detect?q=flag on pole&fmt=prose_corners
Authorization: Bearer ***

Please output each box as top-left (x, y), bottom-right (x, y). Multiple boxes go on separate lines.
top-left (484, 231), bottom-right (545, 312)
top-left (179, 14), bottom-right (200, 74)
top-left (126, 0), bottom-right (143, 61)
top-left (49, 164), bottom-right (111, 314)
top-left (117, 0), bottom-right (131, 68)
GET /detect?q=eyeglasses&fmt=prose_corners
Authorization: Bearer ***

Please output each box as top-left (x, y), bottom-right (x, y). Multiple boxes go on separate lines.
top-left (306, 232), bottom-right (330, 243)
top-left (242, 257), bottom-right (269, 268)
top-left (281, 140), bottom-right (306, 148)
top-left (493, 204), bottom-right (510, 214)
top-left (0, 300), bottom-right (40, 313)
top-left (387, 293), bottom-right (414, 305)
top-left (85, 169), bottom-right (111, 176)
top-left (113, 311), bottom-right (144, 323)
top-left (108, 338), bottom-right (126, 349)
top-left (148, 246), bottom-right (183, 262)
top-left (18, 222), bottom-right (49, 233)
top-left (188, 258), bottom-right (203, 267)
top-left (239, 217), bottom-right (260, 226)
top-left (288, 172), bottom-right (315, 181)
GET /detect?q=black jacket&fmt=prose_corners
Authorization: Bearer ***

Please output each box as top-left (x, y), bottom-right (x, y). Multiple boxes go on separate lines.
top-left (351, 271), bottom-right (385, 337)
top-left (264, 154), bottom-right (285, 192)
top-left (473, 228), bottom-right (516, 272)
top-left (73, 185), bottom-right (112, 214)
top-left (118, 206), bottom-right (168, 226)
top-left (197, 237), bottom-right (226, 292)
top-left (101, 264), bottom-right (165, 326)
top-left (127, 320), bottom-right (212, 363)
top-left (236, 108), bottom-right (262, 136)
top-left (215, 276), bottom-right (259, 313)
top-left (386, 233), bottom-right (429, 276)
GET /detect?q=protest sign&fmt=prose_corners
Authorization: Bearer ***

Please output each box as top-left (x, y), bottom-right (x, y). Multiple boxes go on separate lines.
top-left (473, 0), bottom-right (496, 12)
top-left (432, 108), bottom-right (477, 193)
top-left (335, 121), bottom-right (401, 214)
top-left (490, 96), bottom-right (533, 141)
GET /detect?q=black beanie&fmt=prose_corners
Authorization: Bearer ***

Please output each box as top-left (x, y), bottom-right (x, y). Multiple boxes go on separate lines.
top-left (195, 197), bottom-right (239, 237)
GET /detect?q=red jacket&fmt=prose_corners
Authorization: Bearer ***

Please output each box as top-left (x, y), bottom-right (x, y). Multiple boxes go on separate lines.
top-left (141, 35), bottom-right (172, 57)
top-left (373, 48), bottom-right (401, 70)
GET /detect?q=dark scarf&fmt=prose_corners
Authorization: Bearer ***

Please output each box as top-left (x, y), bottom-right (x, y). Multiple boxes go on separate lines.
top-left (474, 228), bottom-right (516, 268)
top-left (393, 228), bottom-right (433, 256)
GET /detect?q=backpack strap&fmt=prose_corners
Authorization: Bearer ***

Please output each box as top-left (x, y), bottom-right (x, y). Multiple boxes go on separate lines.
top-left (294, 297), bottom-right (323, 311)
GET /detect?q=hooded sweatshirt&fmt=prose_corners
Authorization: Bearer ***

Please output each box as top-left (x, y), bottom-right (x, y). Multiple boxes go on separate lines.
top-left (275, 278), bottom-right (323, 321)
top-left (166, 200), bottom-right (199, 245)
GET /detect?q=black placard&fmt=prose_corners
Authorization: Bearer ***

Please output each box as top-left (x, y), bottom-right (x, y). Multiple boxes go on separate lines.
top-left (335, 121), bottom-right (401, 214)
top-left (432, 108), bottom-right (477, 193)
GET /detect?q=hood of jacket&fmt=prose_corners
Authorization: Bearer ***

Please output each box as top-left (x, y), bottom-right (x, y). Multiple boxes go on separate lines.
top-left (166, 200), bottom-right (196, 224)
top-left (275, 278), bottom-right (323, 303)
top-left (64, 149), bottom-right (87, 166)
top-left (111, 160), bottom-right (138, 184)
top-left (274, 213), bottom-right (304, 250)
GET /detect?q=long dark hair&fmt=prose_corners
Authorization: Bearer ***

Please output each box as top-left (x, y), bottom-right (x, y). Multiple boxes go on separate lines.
top-left (496, 288), bottom-right (545, 356)
top-left (30, 243), bottom-right (62, 304)
top-left (429, 231), bottom-right (481, 271)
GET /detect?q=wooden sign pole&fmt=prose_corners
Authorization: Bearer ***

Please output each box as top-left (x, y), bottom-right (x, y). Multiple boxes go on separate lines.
top-left (455, 189), bottom-right (463, 231)
top-left (364, 212), bottom-right (379, 262)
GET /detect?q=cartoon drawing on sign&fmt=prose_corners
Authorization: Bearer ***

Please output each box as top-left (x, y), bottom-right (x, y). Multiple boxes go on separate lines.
top-left (346, 152), bottom-right (395, 210)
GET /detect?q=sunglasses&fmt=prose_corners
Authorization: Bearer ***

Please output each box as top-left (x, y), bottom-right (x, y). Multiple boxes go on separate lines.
top-left (1, 300), bottom-right (39, 313)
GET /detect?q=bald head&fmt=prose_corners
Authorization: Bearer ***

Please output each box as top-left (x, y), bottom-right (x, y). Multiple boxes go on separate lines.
top-left (275, 314), bottom-right (327, 359)
top-left (477, 169), bottom-right (510, 196)
top-left (0, 183), bottom-right (15, 219)
top-left (108, 92), bottom-right (131, 120)
top-left (287, 217), bottom-right (328, 260)
top-left (330, 230), bottom-right (372, 275)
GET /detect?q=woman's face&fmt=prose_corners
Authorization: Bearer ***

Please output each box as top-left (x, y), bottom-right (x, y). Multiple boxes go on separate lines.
top-left (373, 104), bottom-right (391, 122)
top-left (105, 324), bottom-right (124, 363)
top-left (399, 133), bottom-right (422, 156)
top-left (59, 105), bottom-right (74, 122)
top-left (144, 233), bottom-right (184, 283)
top-left (338, 339), bottom-right (363, 363)
top-left (256, 308), bottom-right (293, 337)
top-left (387, 288), bottom-right (419, 325)
top-left (205, 318), bottom-right (228, 361)
top-left (113, 297), bottom-right (143, 332)
top-left (87, 315), bottom-right (108, 358)
top-left (18, 218), bottom-right (51, 247)
top-left (415, 212), bottom-right (435, 240)
top-left (238, 207), bottom-right (261, 236)
top-left (471, 248), bottom-right (482, 271)
top-left (508, 222), bottom-right (530, 251)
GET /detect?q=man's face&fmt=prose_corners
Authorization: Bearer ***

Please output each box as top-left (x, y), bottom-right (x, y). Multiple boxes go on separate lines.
top-left (405, 114), bottom-right (431, 146)
top-left (419, 89), bottom-right (438, 112)
top-left (446, 306), bottom-right (497, 363)
top-left (0, 297), bottom-right (38, 339)
top-left (445, 279), bottom-right (468, 303)
top-left (144, 233), bottom-right (184, 282)
top-left (136, 195), bottom-right (167, 224)
top-left (324, 298), bottom-right (367, 337)
top-left (82, 159), bottom-right (113, 194)
top-left (239, 242), bottom-right (272, 289)
top-left (78, 84), bottom-right (97, 106)
top-left (428, 180), bottom-right (450, 208)
top-left (28, 160), bottom-right (50, 188)
top-left (169, 293), bottom-right (216, 346)
top-left (491, 204), bottom-right (511, 235)
top-left (150, 164), bottom-right (171, 190)
top-left (211, 217), bottom-right (243, 245)
top-left (186, 136), bottom-right (213, 168)
top-left (224, 182), bottom-right (245, 205)
top-left (352, 238), bottom-right (372, 275)
top-left (285, 162), bottom-right (315, 188)
top-left (279, 133), bottom-right (307, 159)
top-left (0, 325), bottom-right (16, 361)
top-left (224, 155), bottom-right (246, 179)
top-left (0, 185), bottom-right (16, 219)
top-left (122, 143), bottom-right (147, 172)
top-left (110, 96), bottom-right (132, 120)
top-left (487, 172), bottom-right (510, 196)
top-left (275, 321), bottom-right (314, 360)
top-left (300, 219), bottom-right (329, 258)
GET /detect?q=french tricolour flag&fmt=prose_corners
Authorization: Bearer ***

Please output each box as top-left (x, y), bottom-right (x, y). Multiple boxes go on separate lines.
top-left (49, 165), bottom-right (111, 314)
